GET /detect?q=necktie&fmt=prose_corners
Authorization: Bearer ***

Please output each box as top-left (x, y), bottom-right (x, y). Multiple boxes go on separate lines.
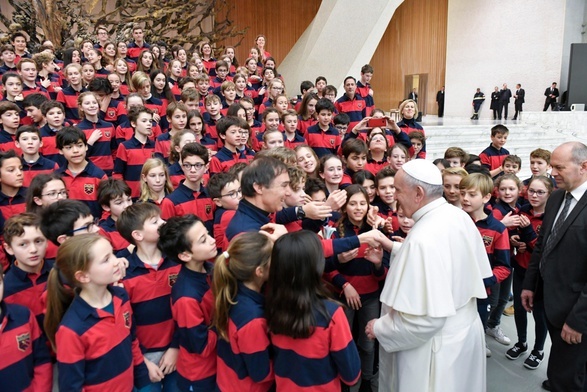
top-left (543, 192), bottom-right (573, 257)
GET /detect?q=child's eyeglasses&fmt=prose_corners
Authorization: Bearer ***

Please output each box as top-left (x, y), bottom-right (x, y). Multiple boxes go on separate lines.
top-left (182, 163), bottom-right (206, 171)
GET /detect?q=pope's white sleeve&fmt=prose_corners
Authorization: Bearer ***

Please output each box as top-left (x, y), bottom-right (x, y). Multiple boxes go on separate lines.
top-left (373, 308), bottom-right (446, 352)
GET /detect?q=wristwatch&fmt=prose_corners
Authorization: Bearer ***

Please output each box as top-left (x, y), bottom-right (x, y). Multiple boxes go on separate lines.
top-left (296, 206), bottom-right (306, 220)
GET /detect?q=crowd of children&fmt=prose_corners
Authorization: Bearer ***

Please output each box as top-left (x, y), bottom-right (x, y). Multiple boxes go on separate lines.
top-left (0, 26), bottom-right (561, 391)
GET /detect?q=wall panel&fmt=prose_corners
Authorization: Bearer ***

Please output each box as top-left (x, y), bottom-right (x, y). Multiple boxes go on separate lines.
top-left (370, 0), bottom-right (448, 114)
top-left (217, 1), bottom-right (321, 67)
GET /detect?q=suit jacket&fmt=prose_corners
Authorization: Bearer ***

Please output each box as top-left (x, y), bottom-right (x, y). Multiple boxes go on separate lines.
top-left (544, 87), bottom-right (560, 102)
top-left (499, 88), bottom-right (512, 102)
top-left (436, 91), bottom-right (444, 104)
top-left (514, 89), bottom-right (525, 104)
top-left (523, 188), bottom-right (587, 332)
top-left (408, 92), bottom-right (418, 102)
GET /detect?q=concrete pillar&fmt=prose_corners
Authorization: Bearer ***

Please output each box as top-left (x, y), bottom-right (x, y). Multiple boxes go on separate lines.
top-left (279, 0), bottom-right (402, 98)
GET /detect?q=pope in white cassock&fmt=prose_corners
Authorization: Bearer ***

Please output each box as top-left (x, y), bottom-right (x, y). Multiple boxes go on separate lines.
top-left (365, 159), bottom-right (492, 392)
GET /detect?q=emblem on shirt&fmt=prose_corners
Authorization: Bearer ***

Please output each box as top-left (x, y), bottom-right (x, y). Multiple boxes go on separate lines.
top-left (330, 139), bottom-right (334, 146)
top-left (482, 235), bottom-right (493, 248)
top-left (104, 131), bottom-right (111, 138)
top-left (205, 204), bottom-right (212, 215)
top-left (536, 225), bottom-right (541, 235)
top-left (358, 103), bottom-right (363, 109)
top-left (84, 184), bottom-right (95, 195)
top-left (168, 273), bottom-right (178, 287)
top-left (16, 332), bottom-right (31, 352)
top-left (123, 311), bottom-right (131, 329)
top-left (107, 109), bottom-right (116, 119)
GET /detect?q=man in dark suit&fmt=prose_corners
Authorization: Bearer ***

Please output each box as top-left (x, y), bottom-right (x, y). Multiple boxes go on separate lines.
top-left (513, 83), bottom-right (525, 120)
top-left (498, 83), bottom-right (512, 120)
top-left (543, 82), bottom-right (560, 111)
top-left (408, 88), bottom-right (418, 103)
top-left (522, 141), bottom-right (587, 392)
top-left (436, 86), bottom-right (444, 117)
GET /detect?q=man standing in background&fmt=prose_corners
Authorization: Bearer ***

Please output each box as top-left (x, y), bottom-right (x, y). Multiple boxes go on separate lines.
top-left (543, 82), bottom-right (559, 111)
top-left (471, 88), bottom-right (485, 120)
top-left (513, 83), bottom-right (525, 120)
top-left (436, 86), bottom-right (445, 118)
top-left (498, 83), bottom-right (512, 120)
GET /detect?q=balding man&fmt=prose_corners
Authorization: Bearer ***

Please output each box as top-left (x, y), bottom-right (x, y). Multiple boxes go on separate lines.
top-left (365, 159), bottom-right (492, 392)
top-left (522, 142), bottom-right (587, 392)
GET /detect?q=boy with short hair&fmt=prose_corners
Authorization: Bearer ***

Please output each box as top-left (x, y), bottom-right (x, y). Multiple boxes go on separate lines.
top-left (117, 203), bottom-right (181, 390)
top-left (160, 142), bottom-right (215, 235)
top-left (56, 126), bottom-right (107, 218)
top-left (444, 146), bottom-right (469, 168)
top-left (56, 63), bottom-right (87, 123)
top-left (210, 60), bottom-right (231, 91)
top-left (158, 214), bottom-right (217, 391)
top-left (0, 101), bottom-right (23, 153)
top-left (502, 155), bottom-right (522, 175)
top-left (195, 73), bottom-right (210, 104)
top-left (333, 112), bottom-right (350, 137)
top-left (282, 109), bottom-right (305, 149)
top-left (373, 166), bottom-right (399, 234)
top-left (219, 81), bottom-right (236, 115)
top-left (0, 271), bottom-right (53, 390)
top-left (15, 125), bottom-right (58, 186)
top-left (154, 102), bottom-right (188, 164)
top-left (39, 100), bottom-right (68, 166)
top-left (0, 150), bottom-right (27, 231)
top-left (340, 139), bottom-right (368, 188)
top-left (479, 125), bottom-right (510, 178)
top-left (208, 172), bottom-right (241, 252)
top-left (356, 64), bottom-right (375, 115)
top-left (409, 131), bottom-right (425, 160)
top-left (282, 165), bottom-right (308, 232)
top-left (203, 94), bottom-right (223, 141)
top-left (179, 88), bottom-right (201, 112)
top-left (0, 44), bottom-right (17, 75)
top-left (459, 173), bottom-right (511, 347)
top-left (22, 93), bottom-right (49, 127)
top-left (209, 116), bottom-right (254, 175)
top-left (305, 98), bottom-right (341, 158)
top-left (17, 58), bottom-right (49, 98)
top-left (113, 106), bottom-right (155, 197)
top-left (519, 148), bottom-right (555, 205)
top-left (11, 32), bottom-right (30, 62)
top-left (293, 80), bottom-right (314, 111)
top-left (2, 213), bottom-right (50, 326)
top-left (39, 199), bottom-right (99, 247)
top-left (98, 178), bottom-right (133, 255)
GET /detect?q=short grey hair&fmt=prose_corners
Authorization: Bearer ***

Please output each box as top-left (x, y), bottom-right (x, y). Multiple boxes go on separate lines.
top-left (403, 171), bottom-right (444, 199)
top-left (570, 142), bottom-right (587, 166)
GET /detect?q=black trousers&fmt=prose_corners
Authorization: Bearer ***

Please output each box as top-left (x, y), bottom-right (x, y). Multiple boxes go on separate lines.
top-left (546, 319), bottom-right (587, 392)
top-left (498, 102), bottom-right (508, 119)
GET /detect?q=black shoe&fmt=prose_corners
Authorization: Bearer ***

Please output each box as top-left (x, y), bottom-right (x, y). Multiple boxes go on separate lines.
top-left (542, 379), bottom-right (551, 391)
top-left (524, 350), bottom-right (544, 369)
top-left (471, 115), bottom-right (475, 119)
top-left (512, 117), bottom-right (517, 120)
top-left (505, 342), bottom-right (528, 360)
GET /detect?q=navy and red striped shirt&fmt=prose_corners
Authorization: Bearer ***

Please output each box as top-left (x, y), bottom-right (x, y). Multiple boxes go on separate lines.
top-left (0, 302), bottom-right (53, 391)
top-left (479, 144), bottom-right (510, 174)
top-left (76, 118), bottom-right (116, 175)
top-left (209, 146), bottom-right (255, 175)
top-left (56, 85), bottom-right (87, 123)
top-left (334, 94), bottom-right (366, 132)
top-left (305, 124), bottom-right (342, 158)
top-left (3, 259), bottom-right (53, 328)
top-left (55, 286), bottom-right (150, 391)
top-left (474, 212), bottom-right (511, 287)
top-left (98, 216), bottom-right (130, 254)
top-left (122, 251), bottom-right (181, 353)
top-left (356, 81), bottom-right (374, 116)
top-left (216, 283), bottom-right (273, 391)
top-left (39, 124), bottom-right (67, 166)
top-left (57, 161), bottom-right (108, 218)
top-left (21, 156), bottom-right (59, 187)
top-left (171, 263), bottom-right (217, 391)
top-left (113, 136), bottom-right (155, 198)
top-left (160, 182), bottom-right (215, 235)
top-left (270, 300), bottom-right (360, 391)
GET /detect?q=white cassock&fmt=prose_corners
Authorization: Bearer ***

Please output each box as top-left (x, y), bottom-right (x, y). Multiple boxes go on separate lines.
top-left (374, 198), bottom-right (492, 392)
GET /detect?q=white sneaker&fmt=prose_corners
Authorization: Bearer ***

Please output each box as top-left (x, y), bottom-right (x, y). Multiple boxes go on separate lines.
top-left (486, 326), bottom-right (511, 345)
